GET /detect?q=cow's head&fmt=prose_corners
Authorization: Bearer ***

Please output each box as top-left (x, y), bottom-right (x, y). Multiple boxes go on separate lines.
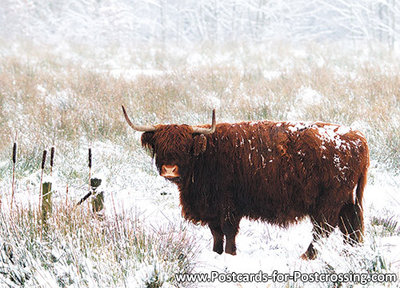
top-left (122, 106), bottom-right (216, 181)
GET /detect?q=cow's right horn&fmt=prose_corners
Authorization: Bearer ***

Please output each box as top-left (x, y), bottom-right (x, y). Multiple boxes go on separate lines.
top-left (122, 106), bottom-right (156, 132)
top-left (192, 109), bottom-right (216, 135)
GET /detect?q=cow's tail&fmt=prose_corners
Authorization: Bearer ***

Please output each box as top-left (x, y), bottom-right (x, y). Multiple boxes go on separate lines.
top-left (355, 168), bottom-right (367, 211)
top-left (355, 169), bottom-right (367, 241)
top-left (339, 168), bottom-right (367, 244)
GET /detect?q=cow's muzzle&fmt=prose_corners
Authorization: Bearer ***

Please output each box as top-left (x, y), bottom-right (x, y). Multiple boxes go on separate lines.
top-left (161, 165), bottom-right (180, 179)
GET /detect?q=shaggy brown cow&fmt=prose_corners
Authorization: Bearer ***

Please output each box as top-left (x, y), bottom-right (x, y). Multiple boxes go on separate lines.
top-left (122, 106), bottom-right (369, 259)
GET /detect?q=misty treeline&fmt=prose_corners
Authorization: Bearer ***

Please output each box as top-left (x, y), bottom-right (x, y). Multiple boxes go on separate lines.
top-left (0, 0), bottom-right (398, 47)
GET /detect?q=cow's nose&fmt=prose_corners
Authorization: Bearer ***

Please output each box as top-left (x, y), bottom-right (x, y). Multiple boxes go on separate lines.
top-left (161, 165), bottom-right (180, 178)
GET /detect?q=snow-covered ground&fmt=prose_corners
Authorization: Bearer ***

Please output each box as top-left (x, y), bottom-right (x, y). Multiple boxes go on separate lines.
top-left (3, 135), bottom-right (398, 287)
top-left (2, 0), bottom-right (400, 285)
top-left (115, 161), bottom-right (400, 287)
top-left (1, 39), bottom-right (400, 286)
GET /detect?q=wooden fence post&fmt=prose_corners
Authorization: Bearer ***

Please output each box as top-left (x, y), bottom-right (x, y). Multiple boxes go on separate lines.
top-left (90, 178), bottom-right (104, 219)
top-left (42, 182), bottom-right (52, 225)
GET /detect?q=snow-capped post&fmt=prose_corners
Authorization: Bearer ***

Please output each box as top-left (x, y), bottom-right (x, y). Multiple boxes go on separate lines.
top-left (42, 147), bottom-right (54, 225)
top-left (76, 148), bottom-right (100, 209)
top-left (41, 181), bottom-right (52, 226)
top-left (90, 178), bottom-right (104, 219)
top-left (39, 150), bottom-right (47, 215)
top-left (10, 142), bottom-right (17, 210)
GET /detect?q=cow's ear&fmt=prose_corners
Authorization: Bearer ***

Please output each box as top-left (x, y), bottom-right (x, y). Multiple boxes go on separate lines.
top-left (141, 132), bottom-right (155, 152)
top-left (193, 134), bottom-right (207, 156)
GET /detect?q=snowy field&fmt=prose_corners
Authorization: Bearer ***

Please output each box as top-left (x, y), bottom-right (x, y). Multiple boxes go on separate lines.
top-left (1, 1), bottom-right (400, 286)
top-left (0, 40), bottom-right (399, 287)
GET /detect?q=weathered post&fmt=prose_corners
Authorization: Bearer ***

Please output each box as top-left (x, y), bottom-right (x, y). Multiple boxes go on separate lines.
top-left (41, 182), bottom-right (52, 225)
top-left (76, 150), bottom-right (104, 218)
top-left (90, 178), bottom-right (104, 219)
top-left (39, 150), bottom-right (47, 215)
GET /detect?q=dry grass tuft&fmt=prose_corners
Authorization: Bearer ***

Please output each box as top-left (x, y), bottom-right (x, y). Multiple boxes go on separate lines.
top-left (1, 202), bottom-right (196, 287)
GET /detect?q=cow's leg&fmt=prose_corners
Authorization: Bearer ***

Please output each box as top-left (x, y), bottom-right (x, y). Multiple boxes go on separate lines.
top-left (209, 222), bottom-right (224, 254)
top-left (302, 212), bottom-right (339, 260)
top-left (221, 218), bottom-right (241, 255)
top-left (302, 224), bottom-right (333, 260)
top-left (338, 203), bottom-right (364, 244)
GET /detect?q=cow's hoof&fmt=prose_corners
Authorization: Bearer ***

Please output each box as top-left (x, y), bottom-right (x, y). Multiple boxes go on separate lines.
top-left (225, 249), bottom-right (237, 256)
top-left (213, 247), bottom-right (223, 254)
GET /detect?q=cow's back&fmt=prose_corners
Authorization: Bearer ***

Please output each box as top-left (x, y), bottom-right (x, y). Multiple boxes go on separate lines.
top-left (205, 121), bottom-right (369, 226)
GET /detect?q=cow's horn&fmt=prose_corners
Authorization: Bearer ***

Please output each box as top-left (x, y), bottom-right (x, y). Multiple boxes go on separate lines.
top-left (192, 109), bottom-right (216, 135)
top-left (122, 106), bottom-right (156, 132)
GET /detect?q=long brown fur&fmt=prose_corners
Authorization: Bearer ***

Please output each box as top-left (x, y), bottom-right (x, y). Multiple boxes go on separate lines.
top-left (139, 119), bottom-right (370, 258)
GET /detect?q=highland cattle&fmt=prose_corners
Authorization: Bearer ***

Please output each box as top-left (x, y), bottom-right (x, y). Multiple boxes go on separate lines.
top-left (122, 106), bottom-right (369, 259)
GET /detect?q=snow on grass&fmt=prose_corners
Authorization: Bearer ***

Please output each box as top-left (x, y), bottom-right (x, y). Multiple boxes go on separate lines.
top-left (287, 86), bottom-right (324, 121)
top-left (1, 139), bottom-right (399, 287)
top-left (89, 138), bottom-right (399, 287)
top-left (108, 69), bottom-right (166, 80)
top-left (1, 40), bottom-right (400, 287)
top-left (90, 143), bottom-right (400, 287)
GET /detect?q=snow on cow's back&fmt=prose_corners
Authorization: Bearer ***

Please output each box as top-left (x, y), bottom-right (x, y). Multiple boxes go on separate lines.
top-left (214, 120), bottom-right (368, 173)
top-left (285, 121), bottom-right (366, 150)
top-left (279, 120), bottom-right (369, 182)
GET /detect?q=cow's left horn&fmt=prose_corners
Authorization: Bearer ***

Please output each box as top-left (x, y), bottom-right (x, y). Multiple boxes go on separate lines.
top-left (192, 109), bottom-right (216, 135)
top-left (122, 106), bottom-right (156, 132)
